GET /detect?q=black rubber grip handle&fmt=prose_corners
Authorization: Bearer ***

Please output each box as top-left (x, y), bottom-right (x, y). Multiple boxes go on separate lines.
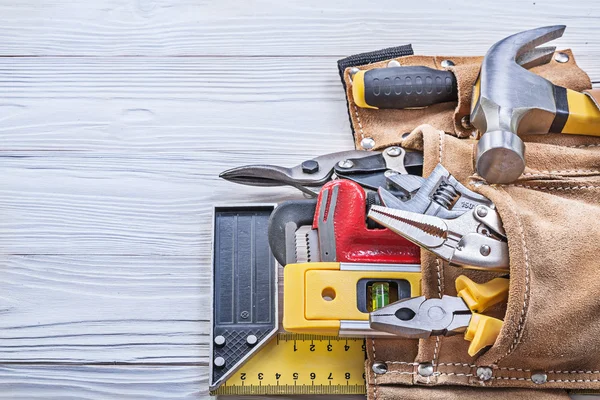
top-left (362, 66), bottom-right (457, 109)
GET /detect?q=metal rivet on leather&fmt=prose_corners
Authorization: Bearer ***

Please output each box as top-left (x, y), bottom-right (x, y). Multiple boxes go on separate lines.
top-left (372, 361), bottom-right (388, 374)
top-left (417, 362), bottom-right (434, 377)
top-left (441, 59), bottom-right (455, 68)
top-left (461, 115), bottom-right (472, 129)
top-left (387, 60), bottom-right (401, 68)
top-left (361, 137), bottom-right (375, 150)
top-left (476, 367), bottom-right (493, 381)
top-left (554, 52), bottom-right (569, 63)
top-left (531, 372), bottom-right (548, 384)
top-left (349, 67), bottom-right (360, 77)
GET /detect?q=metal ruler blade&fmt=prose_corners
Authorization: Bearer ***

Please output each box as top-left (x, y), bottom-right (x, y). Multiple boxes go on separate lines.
top-left (211, 333), bottom-right (367, 395)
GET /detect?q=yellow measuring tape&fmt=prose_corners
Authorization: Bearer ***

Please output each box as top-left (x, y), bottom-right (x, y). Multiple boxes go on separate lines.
top-left (211, 333), bottom-right (366, 395)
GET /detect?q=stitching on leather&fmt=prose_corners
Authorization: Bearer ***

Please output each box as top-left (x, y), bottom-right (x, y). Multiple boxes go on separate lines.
top-left (523, 169), bottom-right (600, 175)
top-left (497, 367), bottom-right (530, 372)
top-left (491, 376), bottom-right (529, 381)
top-left (568, 143), bottom-right (600, 148)
top-left (438, 362), bottom-right (476, 368)
top-left (493, 189), bottom-right (530, 365)
top-left (435, 372), bottom-right (474, 377)
top-left (438, 130), bottom-right (444, 163)
top-left (352, 104), bottom-right (366, 142)
top-left (510, 185), bottom-right (600, 190)
top-left (386, 361), bottom-right (418, 366)
top-left (548, 370), bottom-right (600, 374)
top-left (548, 379), bottom-right (600, 382)
top-left (435, 259), bottom-right (442, 298)
top-left (387, 371), bottom-right (416, 375)
top-left (371, 337), bottom-right (377, 400)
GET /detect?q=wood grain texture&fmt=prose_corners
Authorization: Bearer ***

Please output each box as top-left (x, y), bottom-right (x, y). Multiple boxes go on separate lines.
top-left (0, 0), bottom-right (598, 66)
top-left (1, 1), bottom-right (600, 398)
top-left (0, 255), bottom-right (208, 363)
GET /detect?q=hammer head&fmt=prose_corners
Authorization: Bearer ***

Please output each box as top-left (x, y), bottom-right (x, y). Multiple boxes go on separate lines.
top-left (471, 25), bottom-right (566, 184)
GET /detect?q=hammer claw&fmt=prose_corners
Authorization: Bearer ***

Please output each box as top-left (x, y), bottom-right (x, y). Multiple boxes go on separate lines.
top-left (504, 25), bottom-right (565, 57)
top-left (516, 46), bottom-right (556, 70)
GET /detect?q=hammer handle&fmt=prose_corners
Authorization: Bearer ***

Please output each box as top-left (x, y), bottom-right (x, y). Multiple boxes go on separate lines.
top-left (352, 66), bottom-right (457, 109)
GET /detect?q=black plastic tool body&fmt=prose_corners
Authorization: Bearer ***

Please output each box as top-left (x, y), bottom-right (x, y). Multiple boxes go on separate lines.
top-left (211, 205), bottom-right (277, 389)
top-left (363, 66), bottom-right (457, 109)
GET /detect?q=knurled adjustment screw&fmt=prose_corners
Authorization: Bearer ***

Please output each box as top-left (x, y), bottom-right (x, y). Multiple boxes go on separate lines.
top-left (302, 160), bottom-right (319, 174)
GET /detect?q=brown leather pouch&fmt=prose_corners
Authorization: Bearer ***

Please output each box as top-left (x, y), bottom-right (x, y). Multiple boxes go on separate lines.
top-left (339, 51), bottom-right (600, 398)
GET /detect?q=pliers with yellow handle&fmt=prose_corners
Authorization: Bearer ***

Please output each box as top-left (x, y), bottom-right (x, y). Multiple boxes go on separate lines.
top-left (369, 275), bottom-right (509, 357)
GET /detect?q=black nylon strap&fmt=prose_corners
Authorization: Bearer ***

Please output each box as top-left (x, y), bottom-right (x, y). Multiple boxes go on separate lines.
top-left (550, 85), bottom-right (569, 133)
top-left (337, 45), bottom-right (414, 140)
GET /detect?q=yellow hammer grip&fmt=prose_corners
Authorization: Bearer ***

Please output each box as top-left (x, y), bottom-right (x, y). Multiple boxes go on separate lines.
top-left (563, 89), bottom-right (600, 136)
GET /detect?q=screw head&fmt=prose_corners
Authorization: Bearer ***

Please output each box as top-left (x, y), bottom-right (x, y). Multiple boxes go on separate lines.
top-left (554, 52), bottom-right (569, 63)
top-left (531, 372), bottom-right (547, 384)
top-left (387, 59), bottom-right (401, 68)
top-left (480, 245), bottom-right (491, 257)
top-left (349, 67), bottom-right (360, 77)
top-left (361, 137), bottom-right (375, 150)
top-left (477, 367), bottom-right (493, 381)
top-left (246, 335), bottom-right (258, 345)
top-left (384, 170), bottom-right (397, 178)
top-left (417, 362), bottom-right (434, 377)
top-left (301, 160), bottom-right (319, 174)
top-left (337, 159), bottom-right (354, 169)
top-left (240, 311), bottom-right (249, 319)
top-left (372, 361), bottom-right (388, 374)
top-left (441, 59), bottom-right (455, 68)
top-left (476, 207), bottom-right (488, 218)
top-left (214, 356), bottom-right (226, 367)
top-left (214, 335), bottom-right (226, 346)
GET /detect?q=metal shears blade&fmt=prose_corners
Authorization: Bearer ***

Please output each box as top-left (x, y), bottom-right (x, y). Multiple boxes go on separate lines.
top-left (219, 148), bottom-right (423, 197)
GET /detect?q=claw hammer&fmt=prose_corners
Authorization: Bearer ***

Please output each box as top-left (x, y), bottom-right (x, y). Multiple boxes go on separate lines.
top-left (471, 25), bottom-right (600, 184)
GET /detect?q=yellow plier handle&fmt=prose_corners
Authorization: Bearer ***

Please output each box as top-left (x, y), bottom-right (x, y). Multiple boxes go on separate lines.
top-left (456, 276), bottom-right (509, 356)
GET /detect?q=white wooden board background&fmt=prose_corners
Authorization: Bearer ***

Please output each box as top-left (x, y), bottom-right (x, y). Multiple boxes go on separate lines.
top-left (0, 1), bottom-right (599, 398)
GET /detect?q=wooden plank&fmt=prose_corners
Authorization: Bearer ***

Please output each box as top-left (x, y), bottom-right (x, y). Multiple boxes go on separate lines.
top-left (0, 151), bottom-right (327, 255)
top-left (0, 365), bottom-right (205, 399)
top-left (0, 364), bottom-right (365, 400)
top-left (0, 0), bottom-right (599, 68)
top-left (0, 255), bottom-right (208, 363)
top-left (0, 57), bottom-right (354, 152)
top-left (1, 57), bottom-right (595, 154)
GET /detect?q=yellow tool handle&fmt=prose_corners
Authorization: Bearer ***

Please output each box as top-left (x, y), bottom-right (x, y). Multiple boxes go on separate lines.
top-left (464, 313), bottom-right (504, 356)
top-left (455, 275), bottom-right (509, 314)
top-left (561, 89), bottom-right (600, 136)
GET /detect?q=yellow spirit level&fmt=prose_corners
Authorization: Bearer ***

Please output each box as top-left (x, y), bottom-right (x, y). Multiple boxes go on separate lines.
top-left (283, 262), bottom-right (421, 336)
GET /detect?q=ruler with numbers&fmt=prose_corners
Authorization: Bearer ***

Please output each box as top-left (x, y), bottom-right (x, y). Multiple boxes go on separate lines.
top-left (211, 333), bottom-right (367, 395)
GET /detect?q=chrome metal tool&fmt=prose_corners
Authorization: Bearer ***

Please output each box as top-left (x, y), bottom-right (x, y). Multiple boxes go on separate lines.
top-left (368, 196), bottom-right (508, 272)
top-left (378, 163), bottom-right (493, 219)
top-left (219, 147), bottom-right (423, 197)
top-left (370, 276), bottom-right (509, 356)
